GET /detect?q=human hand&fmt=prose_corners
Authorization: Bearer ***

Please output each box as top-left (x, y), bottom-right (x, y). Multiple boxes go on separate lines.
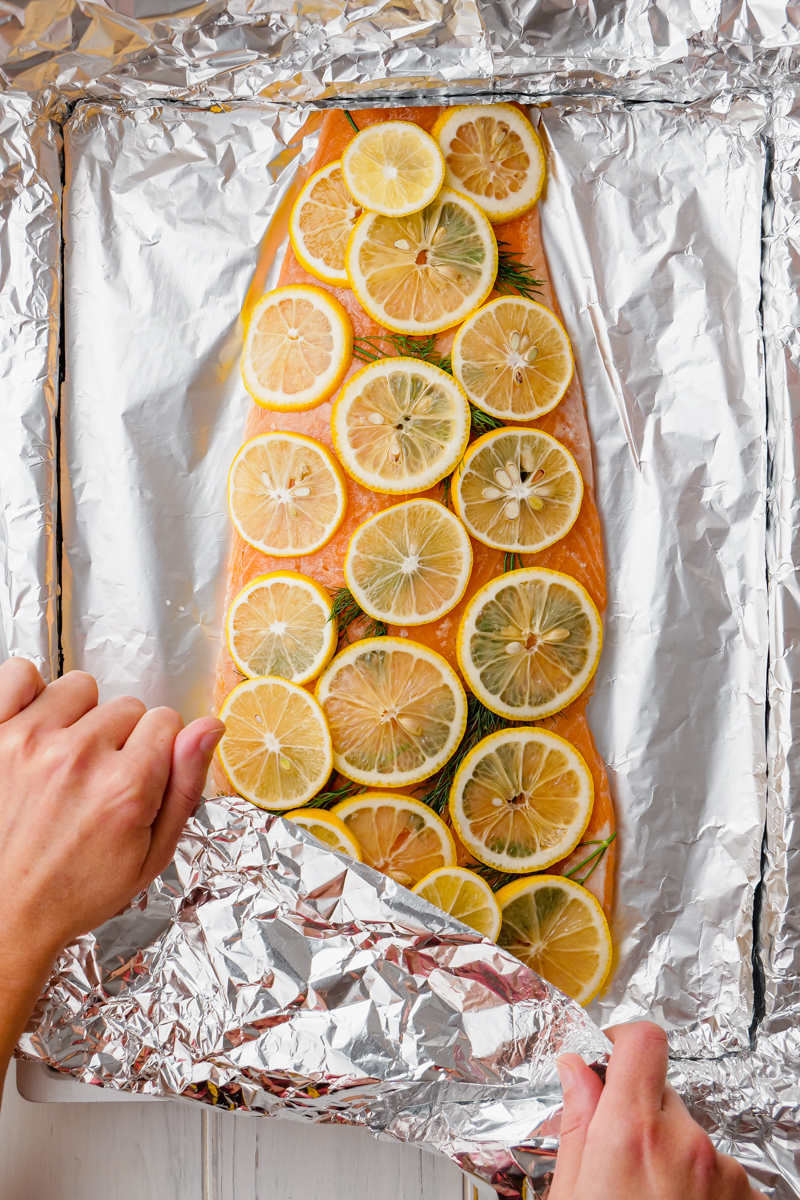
top-left (550, 1022), bottom-right (760, 1200)
top-left (0, 657), bottom-right (224, 969)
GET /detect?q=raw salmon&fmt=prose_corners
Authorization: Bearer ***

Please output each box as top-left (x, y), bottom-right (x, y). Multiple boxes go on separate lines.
top-left (212, 107), bottom-right (615, 920)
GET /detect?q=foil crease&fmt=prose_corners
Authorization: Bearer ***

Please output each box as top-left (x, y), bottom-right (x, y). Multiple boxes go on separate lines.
top-left (20, 798), bottom-right (612, 1198)
top-left (0, 92), bottom-right (60, 678)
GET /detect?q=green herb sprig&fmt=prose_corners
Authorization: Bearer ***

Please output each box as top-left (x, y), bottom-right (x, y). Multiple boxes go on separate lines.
top-left (563, 832), bottom-right (617, 886)
top-left (329, 586), bottom-right (387, 645)
top-left (495, 241), bottom-right (545, 302)
top-left (470, 863), bottom-right (522, 893)
top-left (303, 775), bottom-right (366, 810)
top-left (503, 552), bottom-right (526, 573)
top-left (417, 694), bottom-right (518, 815)
top-left (352, 331), bottom-right (453, 375)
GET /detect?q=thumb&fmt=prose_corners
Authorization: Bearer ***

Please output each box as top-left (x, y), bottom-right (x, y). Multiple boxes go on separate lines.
top-left (140, 716), bottom-right (225, 883)
top-left (549, 1055), bottom-right (604, 1199)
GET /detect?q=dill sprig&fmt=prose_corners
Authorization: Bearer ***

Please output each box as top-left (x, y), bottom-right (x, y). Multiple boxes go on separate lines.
top-left (304, 775), bottom-right (366, 810)
top-left (469, 404), bottom-right (504, 435)
top-left (329, 586), bottom-right (387, 645)
top-left (503, 552), bottom-right (526, 572)
top-left (418, 694), bottom-right (519, 815)
top-left (344, 112), bottom-right (360, 134)
top-left (495, 241), bottom-right (545, 302)
top-left (470, 863), bottom-right (521, 893)
top-left (563, 833), bottom-right (617, 886)
top-left (439, 473), bottom-right (453, 508)
top-left (352, 331), bottom-right (453, 375)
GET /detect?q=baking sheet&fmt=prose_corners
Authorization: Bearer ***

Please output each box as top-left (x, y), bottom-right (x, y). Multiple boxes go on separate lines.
top-left (0, 92), bottom-right (60, 679)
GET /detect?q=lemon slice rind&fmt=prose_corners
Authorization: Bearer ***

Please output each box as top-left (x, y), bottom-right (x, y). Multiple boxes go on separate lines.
top-left (452, 427), bottom-right (583, 554)
top-left (333, 792), bottom-right (456, 887)
top-left (342, 122), bottom-right (445, 218)
top-left (226, 571), bottom-right (336, 685)
top-left (456, 567), bottom-right (602, 721)
top-left (496, 874), bottom-right (612, 1005)
top-left (242, 285), bottom-right (353, 412)
top-left (345, 499), bottom-right (473, 627)
top-left (218, 677), bottom-right (333, 810)
top-left (316, 637), bottom-right (468, 787)
top-left (331, 357), bottom-right (471, 495)
top-left (412, 866), bottom-right (502, 939)
top-left (449, 726), bottom-right (594, 873)
top-left (288, 161), bottom-right (359, 287)
top-left (284, 808), bottom-right (363, 860)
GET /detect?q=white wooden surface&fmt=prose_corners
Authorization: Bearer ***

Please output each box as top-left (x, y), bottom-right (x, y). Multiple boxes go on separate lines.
top-left (2, 1061), bottom-right (470, 1199)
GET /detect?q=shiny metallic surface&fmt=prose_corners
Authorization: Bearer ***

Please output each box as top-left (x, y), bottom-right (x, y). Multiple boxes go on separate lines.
top-left (20, 800), bottom-right (611, 1197)
top-left (0, 92), bottom-right (60, 678)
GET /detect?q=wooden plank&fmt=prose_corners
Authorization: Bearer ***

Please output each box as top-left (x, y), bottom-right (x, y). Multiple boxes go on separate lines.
top-left (1, 1061), bottom-right (203, 1200)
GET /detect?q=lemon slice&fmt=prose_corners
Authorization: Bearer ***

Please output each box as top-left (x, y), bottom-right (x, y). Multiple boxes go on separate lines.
top-left (316, 637), bottom-right (467, 787)
top-left (451, 296), bottom-right (573, 420)
top-left (218, 677), bottom-right (333, 810)
top-left (342, 122), bottom-right (445, 218)
top-left (331, 357), bottom-right (471, 494)
top-left (431, 104), bottom-right (545, 224)
top-left (457, 568), bottom-right (602, 720)
top-left (495, 875), bottom-right (612, 1004)
top-left (412, 866), bottom-right (501, 939)
top-left (345, 500), bottom-right (472, 627)
top-left (226, 571), bottom-right (336, 685)
top-left (333, 793), bottom-right (455, 887)
top-left (228, 432), bottom-right (347, 557)
top-left (346, 188), bottom-right (498, 335)
top-left (449, 727), bottom-right (594, 873)
top-left (288, 161), bottom-right (360, 287)
top-left (285, 808), bottom-right (363, 859)
top-left (452, 428), bottom-right (583, 553)
top-left (242, 285), bottom-right (353, 411)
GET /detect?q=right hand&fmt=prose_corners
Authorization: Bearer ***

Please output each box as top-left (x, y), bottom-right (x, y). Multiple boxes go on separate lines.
top-left (549, 1022), bottom-right (761, 1200)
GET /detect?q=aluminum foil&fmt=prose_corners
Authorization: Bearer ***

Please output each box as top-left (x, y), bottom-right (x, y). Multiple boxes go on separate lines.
top-left (0, 92), bottom-right (60, 679)
top-left (20, 799), bottom-right (612, 1198)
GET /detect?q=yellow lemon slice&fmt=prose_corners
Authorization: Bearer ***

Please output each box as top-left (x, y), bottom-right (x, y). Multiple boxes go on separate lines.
top-left (226, 571), bottom-right (336, 685)
top-left (331, 357), bottom-right (470, 494)
top-left (412, 866), bottom-right (501, 939)
top-left (242, 284), bottom-right (353, 411)
top-left (228, 432), bottom-right (347, 557)
top-left (333, 793), bottom-right (456, 887)
top-left (495, 875), bottom-right (612, 1004)
top-left (452, 427), bottom-right (583, 553)
top-left (288, 160), bottom-right (361, 287)
top-left (457, 568), bottom-right (602, 720)
top-left (431, 104), bottom-right (545, 224)
top-left (451, 296), bottom-right (573, 420)
top-left (346, 188), bottom-right (497, 335)
top-left (345, 499), bottom-right (472, 626)
top-left (285, 808), bottom-right (363, 859)
top-left (449, 727), bottom-right (594, 873)
top-left (218, 677), bottom-right (333, 810)
top-left (316, 637), bottom-right (467, 787)
top-left (342, 122), bottom-right (445, 218)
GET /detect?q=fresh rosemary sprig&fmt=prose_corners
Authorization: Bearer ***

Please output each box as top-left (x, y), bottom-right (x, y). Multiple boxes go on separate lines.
top-left (503, 552), bottom-right (526, 572)
top-left (563, 832), bottom-right (617, 886)
top-left (418, 694), bottom-right (519, 815)
top-left (352, 331), bottom-right (453, 375)
top-left (470, 863), bottom-right (521, 893)
top-left (329, 586), bottom-right (387, 644)
top-left (495, 241), bottom-right (545, 302)
top-left (304, 775), bottom-right (366, 810)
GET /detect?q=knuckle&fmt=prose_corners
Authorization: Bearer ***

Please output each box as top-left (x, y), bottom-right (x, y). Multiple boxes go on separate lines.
top-left (635, 1021), bottom-right (669, 1051)
top-left (687, 1131), bottom-right (718, 1189)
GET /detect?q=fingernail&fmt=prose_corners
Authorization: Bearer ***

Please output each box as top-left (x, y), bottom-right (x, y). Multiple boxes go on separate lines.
top-left (556, 1058), bottom-right (575, 1094)
top-left (200, 724), bottom-right (225, 755)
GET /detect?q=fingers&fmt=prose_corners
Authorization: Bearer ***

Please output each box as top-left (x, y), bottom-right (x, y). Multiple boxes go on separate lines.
top-left (20, 670), bottom-right (98, 730)
top-left (549, 1054), bottom-right (604, 1199)
top-left (601, 1022), bottom-right (669, 1115)
top-left (0, 657), bottom-right (46, 722)
top-left (139, 717), bottom-right (224, 883)
top-left (120, 706), bottom-right (185, 816)
top-left (71, 694), bottom-right (147, 751)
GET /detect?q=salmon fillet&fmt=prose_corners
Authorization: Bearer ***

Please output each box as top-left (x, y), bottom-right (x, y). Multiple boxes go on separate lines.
top-left (212, 106), bottom-right (616, 919)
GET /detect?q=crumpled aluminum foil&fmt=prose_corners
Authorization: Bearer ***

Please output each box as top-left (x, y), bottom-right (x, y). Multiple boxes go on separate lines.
top-left (20, 799), bottom-right (612, 1198)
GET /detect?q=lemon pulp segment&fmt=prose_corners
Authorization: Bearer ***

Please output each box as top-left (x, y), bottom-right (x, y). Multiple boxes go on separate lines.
top-left (242, 285), bottom-right (352, 411)
top-left (412, 866), bottom-right (501, 939)
top-left (316, 637), bottom-right (467, 787)
top-left (451, 296), bottom-right (572, 420)
top-left (218, 677), bottom-right (332, 810)
top-left (346, 188), bottom-right (498, 335)
top-left (457, 568), bottom-right (602, 720)
top-left (452, 427), bottom-right (583, 553)
top-left (496, 875), bottom-right (612, 1004)
top-left (345, 500), bottom-right (472, 626)
top-left (226, 571), bottom-right (336, 684)
top-left (288, 161), bottom-right (360, 286)
top-left (228, 432), bottom-right (347, 557)
top-left (331, 357), bottom-right (470, 494)
top-left (449, 727), bottom-right (593, 872)
top-left (333, 793), bottom-right (456, 887)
